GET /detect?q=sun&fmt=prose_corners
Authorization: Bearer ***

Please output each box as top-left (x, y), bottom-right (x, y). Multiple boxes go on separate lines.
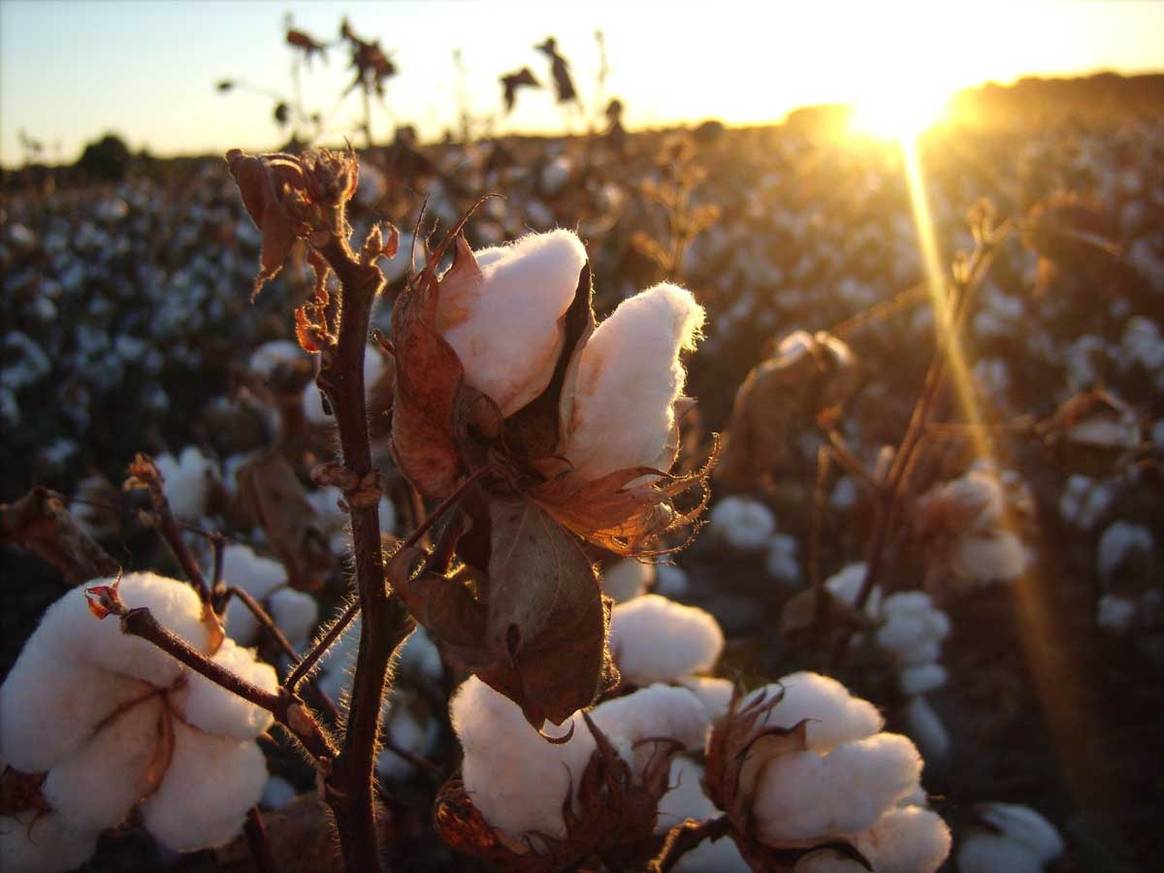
top-left (847, 78), bottom-right (953, 141)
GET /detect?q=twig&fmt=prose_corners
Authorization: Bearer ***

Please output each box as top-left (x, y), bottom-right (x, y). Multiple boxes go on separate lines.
top-left (128, 454), bottom-right (210, 602)
top-left (648, 815), bottom-right (732, 873)
top-left (285, 599), bottom-right (359, 692)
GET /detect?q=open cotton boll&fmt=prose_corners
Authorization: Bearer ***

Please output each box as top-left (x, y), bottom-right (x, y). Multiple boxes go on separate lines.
top-left (826, 563), bottom-right (882, 616)
top-left (950, 530), bottom-right (1028, 584)
top-left (267, 587), bottom-right (319, 650)
top-left (1097, 520), bottom-right (1154, 583)
top-left (1097, 593), bottom-right (1136, 633)
top-left (181, 638), bottom-right (277, 739)
top-left (765, 533), bottom-right (801, 584)
top-left (140, 721), bottom-right (268, 852)
top-left (851, 805), bottom-right (951, 873)
top-left (656, 758), bottom-right (750, 873)
top-left (905, 696), bottom-right (950, 759)
top-left (564, 283), bottom-right (704, 480)
top-left (0, 655), bottom-right (152, 772)
top-left (590, 684), bottom-right (711, 764)
top-left (0, 809), bottom-right (100, 873)
top-left (679, 676), bottom-right (735, 720)
top-left (261, 775), bottom-right (297, 810)
top-left (753, 733), bottom-right (922, 842)
top-left (610, 594), bottom-right (724, 685)
top-left (451, 676), bottom-right (594, 838)
top-left (222, 545), bottom-right (288, 644)
top-left (899, 664), bottom-right (948, 696)
top-left (976, 803), bottom-right (1064, 862)
top-left (707, 496), bottom-right (777, 551)
top-left (438, 230), bottom-right (586, 416)
top-left (41, 697), bottom-right (165, 831)
top-left (602, 557), bottom-right (655, 602)
top-left (746, 672), bottom-right (884, 754)
top-left (154, 446), bottom-right (216, 520)
top-left (876, 592), bottom-right (949, 667)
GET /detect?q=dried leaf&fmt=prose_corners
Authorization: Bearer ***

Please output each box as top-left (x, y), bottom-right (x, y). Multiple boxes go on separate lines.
top-left (0, 487), bottom-right (120, 584)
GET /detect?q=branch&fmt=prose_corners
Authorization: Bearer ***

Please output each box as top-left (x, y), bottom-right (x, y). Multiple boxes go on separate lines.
top-left (127, 454), bottom-right (210, 602)
top-left (648, 816), bottom-right (731, 873)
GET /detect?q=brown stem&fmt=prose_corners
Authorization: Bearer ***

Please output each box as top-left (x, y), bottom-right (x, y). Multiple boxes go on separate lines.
top-left (315, 234), bottom-right (413, 873)
top-left (648, 815), bottom-right (732, 873)
top-left (115, 605), bottom-right (337, 763)
top-left (285, 599), bottom-right (360, 692)
top-left (130, 454), bottom-right (210, 602)
top-left (809, 446), bottom-right (832, 633)
top-left (244, 806), bottom-right (280, 873)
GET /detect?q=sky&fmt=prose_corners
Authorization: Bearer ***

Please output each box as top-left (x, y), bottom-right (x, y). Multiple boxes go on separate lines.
top-left (2, 0), bottom-right (1163, 166)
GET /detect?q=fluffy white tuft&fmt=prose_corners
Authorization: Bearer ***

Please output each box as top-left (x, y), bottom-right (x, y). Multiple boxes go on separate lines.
top-left (876, 592), bottom-right (949, 668)
top-left (222, 544), bottom-right (288, 644)
top-left (678, 676), bottom-right (735, 720)
top-left (0, 810), bottom-right (99, 873)
top-left (180, 638), bottom-right (277, 739)
top-left (602, 558), bottom-right (656, 603)
top-left (140, 721), bottom-right (268, 852)
top-left (153, 446), bottom-right (216, 520)
top-left (905, 696), bottom-right (950, 760)
top-left (707, 496), bottom-right (777, 552)
top-left (439, 230), bottom-right (586, 416)
top-left (765, 533), bottom-right (801, 584)
top-left (590, 684), bottom-right (711, 764)
top-left (655, 563), bottom-right (690, 597)
top-left (564, 283), bottom-right (705, 479)
top-left (825, 563), bottom-right (881, 616)
top-left (267, 587), bottom-right (319, 650)
top-left (950, 530), bottom-right (1029, 583)
top-left (260, 775), bottom-right (298, 810)
top-left (610, 594), bottom-right (724, 684)
top-left (898, 663), bottom-right (948, 697)
top-left (745, 671), bottom-right (884, 754)
top-left (852, 805), bottom-right (951, 873)
top-left (656, 757), bottom-right (751, 872)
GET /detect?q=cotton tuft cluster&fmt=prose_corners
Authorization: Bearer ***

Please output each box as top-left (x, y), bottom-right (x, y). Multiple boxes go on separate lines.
top-left (655, 757), bottom-right (750, 872)
top-left (707, 495), bottom-right (777, 552)
top-left (957, 803), bottom-right (1064, 873)
top-left (221, 543), bottom-right (319, 650)
top-left (875, 592), bottom-right (951, 696)
top-left (1, 573), bottom-right (274, 871)
top-left (154, 445), bottom-right (217, 520)
top-left (449, 676), bottom-right (710, 840)
top-left (609, 594), bottom-right (724, 685)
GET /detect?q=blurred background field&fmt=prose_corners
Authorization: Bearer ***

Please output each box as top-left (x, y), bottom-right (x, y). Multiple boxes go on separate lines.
top-left (2, 3), bottom-right (1164, 872)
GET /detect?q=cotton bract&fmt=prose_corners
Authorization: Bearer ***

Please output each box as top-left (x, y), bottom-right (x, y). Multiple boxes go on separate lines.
top-left (0, 573), bottom-right (274, 871)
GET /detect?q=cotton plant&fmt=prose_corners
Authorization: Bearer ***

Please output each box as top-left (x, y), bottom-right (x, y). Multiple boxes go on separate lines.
top-left (703, 671), bottom-right (951, 872)
top-left (0, 572), bottom-right (275, 872)
top-left (957, 803), bottom-right (1064, 873)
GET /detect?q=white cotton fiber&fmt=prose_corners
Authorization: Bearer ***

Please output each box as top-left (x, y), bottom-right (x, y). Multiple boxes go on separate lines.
top-left (0, 653), bottom-right (152, 772)
top-left (656, 758), bottom-right (751, 873)
top-left (181, 638), bottom-right (277, 739)
top-left (656, 564), bottom-right (690, 597)
top-left (451, 676), bottom-right (594, 838)
top-left (610, 594), bottom-right (724, 684)
top-left (154, 446), bottom-right (215, 520)
top-left (222, 545), bottom-right (288, 644)
top-left (825, 563), bottom-right (881, 616)
top-left (898, 663), bottom-right (948, 696)
top-left (41, 698), bottom-right (165, 831)
top-left (950, 530), bottom-right (1028, 584)
top-left (976, 803), bottom-right (1064, 861)
top-left (765, 533), bottom-right (801, 584)
top-left (905, 696), bottom-right (950, 760)
top-left (260, 775), bottom-right (297, 810)
top-left (852, 805), bottom-right (951, 873)
top-left (564, 283), bottom-right (704, 479)
top-left (1097, 520), bottom-right (1154, 583)
top-left (707, 496), bottom-right (777, 552)
top-left (754, 733), bottom-right (922, 843)
top-left (0, 809), bottom-right (99, 873)
top-left (590, 684), bottom-right (711, 763)
top-left (267, 587), bottom-right (319, 650)
top-left (876, 592), bottom-right (949, 668)
top-left (602, 558), bottom-right (655, 602)
top-left (678, 676), bottom-right (735, 720)
top-left (141, 721), bottom-right (268, 852)
top-left (48, 573), bottom-right (210, 688)
top-left (745, 672), bottom-right (884, 754)
top-left (1097, 594), bottom-right (1136, 633)
top-left (438, 230), bottom-right (586, 416)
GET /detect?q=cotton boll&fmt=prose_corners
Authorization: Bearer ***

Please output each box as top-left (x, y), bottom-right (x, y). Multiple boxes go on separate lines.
top-left (950, 530), bottom-right (1028, 584)
top-left (976, 803), bottom-right (1064, 862)
top-left (905, 696), bottom-right (950, 759)
top-left (876, 592), bottom-right (949, 667)
top-left (679, 676), bottom-right (735, 720)
top-left (42, 697), bottom-right (165, 831)
top-left (141, 721), bottom-right (268, 852)
top-left (439, 230), bottom-right (586, 416)
top-left (1, 651), bottom-right (152, 772)
top-left (707, 496), bottom-right (777, 552)
top-left (852, 806), bottom-right (951, 873)
top-left (590, 684), bottom-right (711, 762)
top-left (451, 676), bottom-right (594, 838)
top-left (656, 564), bottom-right (690, 597)
top-left (899, 664), bottom-right (948, 696)
top-left (261, 775), bottom-right (297, 810)
top-left (181, 638), bottom-right (277, 739)
top-left (747, 672), bottom-right (884, 754)
top-left (1097, 521), bottom-right (1154, 584)
top-left (602, 558), bottom-right (655, 602)
top-left (656, 758), bottom-right (751, 873)
top-left (0, 809), bottom-right (99, 873)
top-left (154, 446), bottom-right (216, 520)
top-left (765, 533), bottom-right (801, 584)
top-left (825, 563), bottom-right (881, 616)
top-left (1097, 593), bottom-right (1136, 633)
top-left (564, 283), bottom-right (705, 479)
top-left (610, 594), bottom-right (724, 684)
top-left (754, 734), bottom-right (922, 842)
top-left (222, 545), bottom-right (288, 644)
top-left (267, 588), bottom-right (319, 650)
top-left (48, 573), bottom-right (210, 687)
